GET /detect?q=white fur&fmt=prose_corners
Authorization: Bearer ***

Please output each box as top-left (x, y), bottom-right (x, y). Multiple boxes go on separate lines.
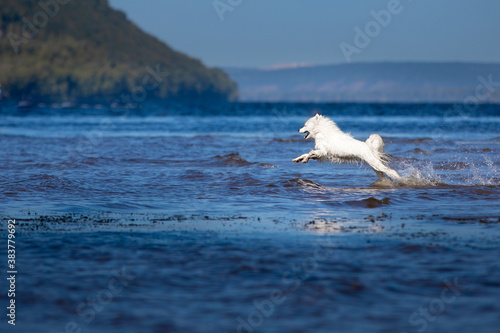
top-left (292, 114), bottom-right (401, 181)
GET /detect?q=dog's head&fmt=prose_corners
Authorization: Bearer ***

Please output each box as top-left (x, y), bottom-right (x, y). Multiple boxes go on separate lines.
top-left (298, 114), bottom-right (324, 140)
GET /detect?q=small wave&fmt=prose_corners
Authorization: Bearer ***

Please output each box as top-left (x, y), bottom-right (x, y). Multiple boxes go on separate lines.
top-left (462, 148), bottom-right (494, 153)
top-left (26, 174), bottom-right (77, 191)
top-left (436, 161), bottom-right (469, 170)
top-left (283, 178), bottom-right (327, 190)
top-left (213, 153), bottom-right (256, 166)
top-left (180, 170), bottom-right (207, 180)
top-left (387, 137), bottom-right (434, 144)
top-left (273, 137), bottom-right (304, 143)
top-left (121, 158), bottom-right (172, 165)
top-left (260, 163), bottom-right (279, 168)
top-left (408, 137), bottom-right (433, 143)
top-left (433, 148), bottom-right (453, 153)
top-left (212, 153), bottom-right (278, 168)
top-left (80, 156), bottom-right (116, 166)
top-left (191, 135), bottom-right (218, 141)
top-left (442, 216), bottom-right (500, 224)
top-left (346, 197), bottom-right (391, 208)
top-left (391, 156), bottom-right (421, 163)
top-left (410, 148), bottom-right (432, 156)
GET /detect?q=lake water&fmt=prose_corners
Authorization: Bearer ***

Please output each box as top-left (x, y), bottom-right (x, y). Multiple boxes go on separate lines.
top-left (1, 102), bottom-right (499, 332)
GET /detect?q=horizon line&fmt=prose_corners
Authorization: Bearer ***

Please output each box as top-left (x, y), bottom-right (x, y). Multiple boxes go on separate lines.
top-left (221, 60), bottom-right (500, 71)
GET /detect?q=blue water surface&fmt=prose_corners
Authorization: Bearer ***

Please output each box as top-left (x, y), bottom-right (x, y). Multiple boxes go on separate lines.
top-left (0, 102), bottom-right (499, 333)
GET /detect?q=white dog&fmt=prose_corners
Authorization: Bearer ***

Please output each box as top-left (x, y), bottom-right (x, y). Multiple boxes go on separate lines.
top-left (292, 114), bottom-right (401, 181)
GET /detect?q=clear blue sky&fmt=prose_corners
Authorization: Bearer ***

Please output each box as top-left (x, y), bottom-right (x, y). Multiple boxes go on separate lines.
top-left (109, 0), bottom-right (500, 68)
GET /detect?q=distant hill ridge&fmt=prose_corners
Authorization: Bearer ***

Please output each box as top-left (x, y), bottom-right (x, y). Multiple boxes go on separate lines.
top-left (225, 62), bottom-right (500, 103)
top-left (0, 0), bottom-right (238, 102)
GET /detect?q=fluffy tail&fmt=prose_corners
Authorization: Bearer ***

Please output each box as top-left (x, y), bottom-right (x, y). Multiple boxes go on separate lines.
top-left (365, 134), bottom-right (401, 181)
top-left (365, 134), bottom-right (389, 164)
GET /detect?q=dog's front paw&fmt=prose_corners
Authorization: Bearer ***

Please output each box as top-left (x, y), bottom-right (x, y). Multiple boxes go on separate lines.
top-left (293, 154), bottom-right (309, 163)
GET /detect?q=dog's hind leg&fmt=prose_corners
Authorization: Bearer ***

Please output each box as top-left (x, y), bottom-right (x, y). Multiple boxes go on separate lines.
top-left (364, 154), bottom-right (402, 181)
top-left (384, 168), bottom-right (402, 180)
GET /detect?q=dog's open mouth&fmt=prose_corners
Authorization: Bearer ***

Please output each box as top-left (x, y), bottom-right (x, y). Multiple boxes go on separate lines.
top-left (304, 131), bottom-right (310, 139)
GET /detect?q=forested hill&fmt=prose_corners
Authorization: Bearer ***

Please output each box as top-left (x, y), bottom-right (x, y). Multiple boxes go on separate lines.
top-left (0, 0), bottom-right (238, 102)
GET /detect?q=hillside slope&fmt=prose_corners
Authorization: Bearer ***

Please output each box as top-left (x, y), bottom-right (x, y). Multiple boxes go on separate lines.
top-left (0, 0), bottom-right (238, 102)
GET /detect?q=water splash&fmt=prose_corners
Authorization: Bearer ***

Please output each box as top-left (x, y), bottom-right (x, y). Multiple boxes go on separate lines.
top-left (462, 155), bottom-right (499, 186)
top-left (397, 160), bottom-right (445, 187)
top-left (394, 152), bottom-right (499, 187)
